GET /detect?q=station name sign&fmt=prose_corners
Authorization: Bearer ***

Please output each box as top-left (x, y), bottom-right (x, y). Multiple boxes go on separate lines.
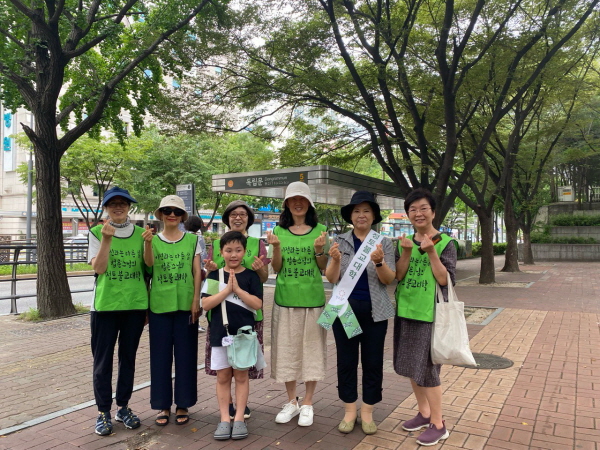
top-left (225, 172), bottom-right (308, 190)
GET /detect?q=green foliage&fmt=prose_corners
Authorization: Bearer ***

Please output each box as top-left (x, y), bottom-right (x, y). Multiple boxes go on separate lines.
top-left (122, 128), bottom-right (276, 214)
top-left (18, 302), bottom-right (89, 321)
top-left (472, 243), bottom-right (507, 257)
top-left (530, 233), bottom-right (597, 244)
top-left (550, 214), bottom-right (600, 226)
top-left (0, 263), bottom-right (91, 276)
top-left (18, 308), bottom-right (42, 322)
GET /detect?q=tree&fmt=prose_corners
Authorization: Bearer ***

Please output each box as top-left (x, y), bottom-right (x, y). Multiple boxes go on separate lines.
top-left (0, 0), bottom-right (224, 317)
top-left (61, 136), bottom-right (144, 229)
top-left (183, 0), bottom-right (600, 229)
top-left (122, 129), bottom-right (276, 228)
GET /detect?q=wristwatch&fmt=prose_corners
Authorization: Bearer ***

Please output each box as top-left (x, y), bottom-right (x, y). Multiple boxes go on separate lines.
top-left (375, 262), bottom-right (383, 267)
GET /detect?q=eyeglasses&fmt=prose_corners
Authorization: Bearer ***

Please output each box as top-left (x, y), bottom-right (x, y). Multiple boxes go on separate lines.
top-left (106, 201), bottom-right (129, 208)
top-left (408, 207), bottom-right (432, 215)
top-left (229, 212), bottom-right (248, 218)
top-left (160, 207), bottom-right (185, 217)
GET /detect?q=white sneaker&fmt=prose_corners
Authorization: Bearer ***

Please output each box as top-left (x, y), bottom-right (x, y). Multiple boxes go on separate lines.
top-left (275, 400), bottom-right (300, 423)
top-left (297, 405), bottom-right (314, 427)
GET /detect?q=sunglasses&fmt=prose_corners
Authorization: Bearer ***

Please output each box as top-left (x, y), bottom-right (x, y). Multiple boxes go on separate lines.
top-left (160, 207), bottom-right (185, 217)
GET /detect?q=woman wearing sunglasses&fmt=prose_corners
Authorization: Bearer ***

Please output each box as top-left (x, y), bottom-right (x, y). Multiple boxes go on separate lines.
top-left (204, 200), bottom-right (270, 420)
top-left (144, 195), bottom-right (203, 427)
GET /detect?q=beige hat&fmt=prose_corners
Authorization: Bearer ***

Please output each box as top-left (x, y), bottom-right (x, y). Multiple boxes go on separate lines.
top-left (283, 181), bottom-right (315, 208)
top-left (154, 195), bottom-right (189, 222)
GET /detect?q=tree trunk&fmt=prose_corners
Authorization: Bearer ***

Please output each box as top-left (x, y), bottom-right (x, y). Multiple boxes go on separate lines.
top-left (35, 145), bottom-right (75, 318)
top-left (501, 197), bottom-right (521, 272)
top-left (478, 214), bottom-right (496, 284)
top-left (521, 224), bottom-right (535, 265)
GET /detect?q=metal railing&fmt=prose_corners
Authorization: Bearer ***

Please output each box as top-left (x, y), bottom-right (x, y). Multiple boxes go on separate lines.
top-left (0, 243), bottom-right (93, 315)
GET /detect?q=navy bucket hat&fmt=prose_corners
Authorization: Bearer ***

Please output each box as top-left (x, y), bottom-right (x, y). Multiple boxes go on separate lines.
top-left (340, 191), bottom-right (382, 225)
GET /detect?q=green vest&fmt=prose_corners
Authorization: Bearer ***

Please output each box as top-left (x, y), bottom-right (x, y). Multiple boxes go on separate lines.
top-left (274, 223), bottom-right (327, 308)
top-left (150, 233), bottom-right (198, 314)
top-left (90, 225), bottom-right (148, 311)
top-left (211, 236), bottom-right (264, 321)
top-left (395, 234), bottom-right (455, 322)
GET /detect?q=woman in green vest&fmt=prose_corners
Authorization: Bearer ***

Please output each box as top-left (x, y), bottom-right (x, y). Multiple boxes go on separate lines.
top-left (203, 200), bottom-right (270, 420)
top-left (87, 186), bottom-right (147, 436)
top-left (394, 188), bottom-right (457, 446)
top-left (267, 181), bottom-right (329, 427)
top-left (144, 195), bottom-right (203, 427)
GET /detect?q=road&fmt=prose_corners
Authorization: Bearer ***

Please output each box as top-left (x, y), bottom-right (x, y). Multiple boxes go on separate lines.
top-left (0, 274), bottom-right (95, 315)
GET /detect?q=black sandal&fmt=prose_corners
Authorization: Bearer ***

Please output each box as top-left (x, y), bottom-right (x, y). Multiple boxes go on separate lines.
top-left (175, 407), bottom-right (189, 425)
top-left (155, 410), bottom-right (170, 426)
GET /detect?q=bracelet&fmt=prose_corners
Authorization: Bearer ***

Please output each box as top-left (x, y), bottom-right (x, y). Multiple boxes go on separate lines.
top-left (375, 262), bottom-right (383, 267)
top-left (315, 252), bottom-right (324, 257)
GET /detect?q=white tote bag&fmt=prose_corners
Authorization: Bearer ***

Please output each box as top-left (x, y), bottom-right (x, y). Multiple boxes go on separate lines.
top-left (431, 273), bottom-right (477, 366)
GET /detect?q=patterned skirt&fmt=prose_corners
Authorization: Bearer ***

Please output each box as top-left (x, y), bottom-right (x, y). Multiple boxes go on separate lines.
top-left (393, 316), bottom-right (441, 387)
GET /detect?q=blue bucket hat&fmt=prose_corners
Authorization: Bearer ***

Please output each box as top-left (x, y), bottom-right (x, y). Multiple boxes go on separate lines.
top-left (102, 186), bottom-right (137, 207)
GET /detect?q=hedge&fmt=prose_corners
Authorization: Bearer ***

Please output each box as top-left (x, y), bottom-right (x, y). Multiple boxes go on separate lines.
top-left (550, 214), bottom-right (600, 226)
top-left (529, 233), bottom-right (597, 244)
top-left (472, 242), bottom-right (507, 257)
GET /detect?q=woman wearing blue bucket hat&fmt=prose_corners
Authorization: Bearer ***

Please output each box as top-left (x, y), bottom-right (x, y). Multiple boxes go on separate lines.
top-left (87, 186), bottom-right (148, 436)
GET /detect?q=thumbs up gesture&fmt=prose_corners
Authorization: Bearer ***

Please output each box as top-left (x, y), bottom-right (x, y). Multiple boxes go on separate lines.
top-left (370, 243), bottom-right (384, 264)
top-left (142, 225), bottom-right (153, 243)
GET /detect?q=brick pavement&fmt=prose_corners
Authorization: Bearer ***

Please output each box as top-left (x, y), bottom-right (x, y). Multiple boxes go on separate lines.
top-left (0, 257), bottom-right (599, 449)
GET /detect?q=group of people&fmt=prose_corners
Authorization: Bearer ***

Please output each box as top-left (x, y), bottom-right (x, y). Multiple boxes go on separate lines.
top-left (88, 181), bottom-right (457, 447)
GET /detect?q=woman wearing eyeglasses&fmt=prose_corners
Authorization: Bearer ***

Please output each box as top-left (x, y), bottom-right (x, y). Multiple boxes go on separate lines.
top-left (203, 200), bottom-right (269, 420)
top-left (87, 186), bottom-right (148, 436)
top-left (144, 195), bottom-right (203, 427)
top-left (394, 188), bottom-right (457, 446)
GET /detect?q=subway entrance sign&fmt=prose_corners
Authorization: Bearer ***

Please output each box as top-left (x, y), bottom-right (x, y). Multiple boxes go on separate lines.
top-left (213, 165), bottom-right (403, 210)
top-left (225, 172), bottom-right (308, 190)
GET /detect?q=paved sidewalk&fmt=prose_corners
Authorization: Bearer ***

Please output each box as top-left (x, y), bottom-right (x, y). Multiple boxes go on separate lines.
top-left (0, 257), bottom-right (599, 449)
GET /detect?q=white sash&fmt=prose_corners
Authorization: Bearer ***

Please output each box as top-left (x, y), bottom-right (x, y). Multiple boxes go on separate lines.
top-left (329, 230), bottom-right (384, 314)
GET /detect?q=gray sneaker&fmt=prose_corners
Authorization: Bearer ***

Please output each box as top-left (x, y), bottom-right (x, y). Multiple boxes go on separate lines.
top-left (402, 412), bottom-right (430, 431)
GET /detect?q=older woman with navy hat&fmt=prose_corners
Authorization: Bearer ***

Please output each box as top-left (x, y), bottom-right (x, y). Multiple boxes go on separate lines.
top-left (325, 191), bottom-right (396, 435)
top-left (87, 186), bottom-right (148, 436)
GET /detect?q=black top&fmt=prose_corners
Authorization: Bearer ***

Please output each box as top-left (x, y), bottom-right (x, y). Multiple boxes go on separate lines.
top-left (350, 233), bottom-right (371, 301)
top-left (203, 269), bottom-right (263, 347)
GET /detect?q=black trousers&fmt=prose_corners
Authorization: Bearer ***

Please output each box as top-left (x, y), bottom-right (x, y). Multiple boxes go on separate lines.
top-left (90, 310), bottom-right (146, 413)
top-left (332, 298), bottom-right (388, 405)
top-left (149, 310), bottom-right (198, 410)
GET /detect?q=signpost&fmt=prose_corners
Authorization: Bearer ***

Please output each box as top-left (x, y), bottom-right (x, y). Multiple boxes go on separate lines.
top-left (176, 184), bottom-right (196, 216)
